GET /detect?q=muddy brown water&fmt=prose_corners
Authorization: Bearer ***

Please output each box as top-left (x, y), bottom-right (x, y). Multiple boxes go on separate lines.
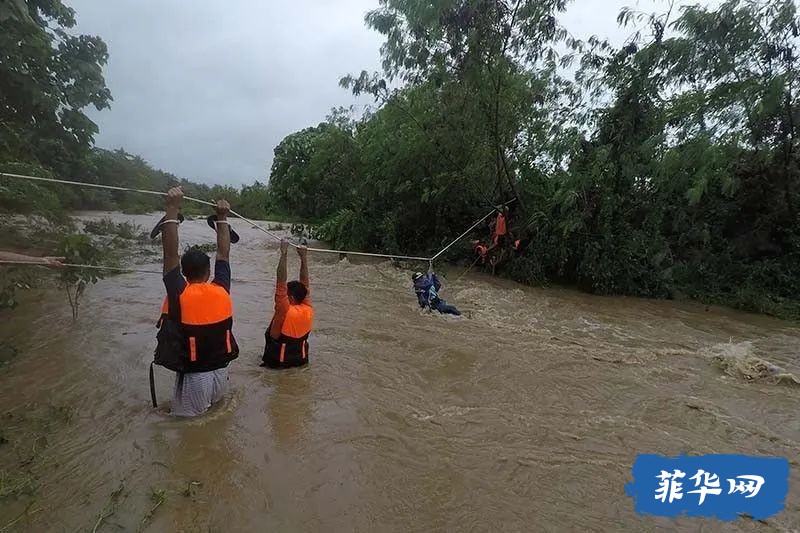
top-left (1, 213), bottom-right (799, 532)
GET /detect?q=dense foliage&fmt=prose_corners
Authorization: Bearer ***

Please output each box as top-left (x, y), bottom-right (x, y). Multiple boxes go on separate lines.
top-left (267, 0), bottom-right (800, 318)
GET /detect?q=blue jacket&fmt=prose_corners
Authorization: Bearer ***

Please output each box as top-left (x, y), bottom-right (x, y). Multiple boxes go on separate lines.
top-left (413, 273), bottom-right (442, 309)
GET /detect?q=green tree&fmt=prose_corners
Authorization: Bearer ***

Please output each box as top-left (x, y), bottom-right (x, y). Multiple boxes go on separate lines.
top-left (0, 0), bottom-right (112, 175)
top-left (273, 0), bottom-right (800, 318)
top-left (268, 120), bottom-right (361, 220)
top-left (549, 0), bottom-right (800, 311)
top-left (238, 181), bottom-right (270, 219)
top-left (345, 0), bottom-right (574, 204)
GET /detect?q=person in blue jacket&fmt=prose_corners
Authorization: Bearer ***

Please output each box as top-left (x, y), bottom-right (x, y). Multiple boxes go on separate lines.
top-left (411, 271), bottom-right (461, 316)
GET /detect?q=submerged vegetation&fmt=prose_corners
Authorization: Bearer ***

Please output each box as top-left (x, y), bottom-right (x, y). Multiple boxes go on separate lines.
top-left (0, 216), bottom-right (157, 314)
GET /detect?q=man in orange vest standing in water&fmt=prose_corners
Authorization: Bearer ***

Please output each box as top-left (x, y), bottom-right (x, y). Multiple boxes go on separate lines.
top-left (261, 239), bottom-right (313, 369)
top-left (154, 186), bottom-right (239, 416)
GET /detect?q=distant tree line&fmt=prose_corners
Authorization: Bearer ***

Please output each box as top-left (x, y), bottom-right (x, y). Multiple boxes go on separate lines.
top-left (0, 1), bottom-right (270, 220)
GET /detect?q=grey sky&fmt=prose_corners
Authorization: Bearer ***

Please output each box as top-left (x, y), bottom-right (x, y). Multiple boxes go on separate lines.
top-left (69, 0), bottom-right (715, 186)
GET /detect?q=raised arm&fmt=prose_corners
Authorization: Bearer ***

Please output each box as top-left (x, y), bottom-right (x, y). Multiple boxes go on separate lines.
top-left (215, 199), bottom-right (231, 263)
top-left (297, 245), bottom-right (309, 288)
top-left (162, 187), bottom-right (182, 274)
top-left (277, 239), bottom-right (288, 285)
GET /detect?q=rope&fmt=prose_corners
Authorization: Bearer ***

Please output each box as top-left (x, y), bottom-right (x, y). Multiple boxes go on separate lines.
top-left (430, 198), bottom-right (517, 262)
top-left (0, 260), bottom-right (162, 274)
top-left (0, 172), bottom-right (215, 207)
top-left (0, 260), bottom-right (270, 283)
top-left (454, 255), bottom-right (482, 284)
top-left (305, 248), bottom-right (430, 262)
top-left (431, 212), bottom-right (495, 262)
top-left (1, 172), bottom-right (428, 262)
top-left (0, 172), bottom-right (286, 238)
top-left (0, 172), bottom-right (513, 264)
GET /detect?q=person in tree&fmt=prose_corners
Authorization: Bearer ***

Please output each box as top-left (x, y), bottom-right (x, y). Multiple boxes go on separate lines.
top-left (0, 252), bottom-right (65, 268)
top-left (262, 239), bottom-right (314, 369)
top-left (412, 271), bottom-right (461, 316)
top-left (154, 186), bottom-right (239, 417)
top-left (492, 205), bottom-right (512, 249)
top-left (486, 204), bottom-right (521, 273)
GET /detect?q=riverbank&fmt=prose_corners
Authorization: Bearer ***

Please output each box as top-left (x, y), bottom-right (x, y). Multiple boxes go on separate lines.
top-left (499, 261), bottom-right (800, 324)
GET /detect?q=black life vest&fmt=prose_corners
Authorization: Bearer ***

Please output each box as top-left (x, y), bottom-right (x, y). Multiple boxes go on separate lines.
top-left (154, 283), bottom-right (239, 374)
top-left (261, 304), bottom-right (313, 369)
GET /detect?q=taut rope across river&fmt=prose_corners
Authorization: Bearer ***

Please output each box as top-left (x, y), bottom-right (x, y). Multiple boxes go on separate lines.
top-left (1, 172), bottom-right (499, 265)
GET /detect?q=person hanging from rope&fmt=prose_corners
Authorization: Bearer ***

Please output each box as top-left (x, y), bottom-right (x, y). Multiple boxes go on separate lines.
top-left (261, 239), bottom-right (314, 369)
top-left (0, 251), bottom-right (65, 268)
top-left (486, 204), bottom-right (521, 273)
top-left (491, 205), bottom-right (512, 249)
top-left (412, 269), bottom-right (461, 316)
top-left (153, 186), bottom-right (239, 416)
top-left (504, 200), bottom-right (527, 254)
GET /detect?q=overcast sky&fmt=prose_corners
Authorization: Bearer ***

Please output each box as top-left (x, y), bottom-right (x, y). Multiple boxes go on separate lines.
top-left (68, 0), bottom-right (716, 186)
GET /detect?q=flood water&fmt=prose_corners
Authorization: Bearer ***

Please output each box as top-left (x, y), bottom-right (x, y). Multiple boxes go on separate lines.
top-left (1, 213), bottom-right (799, 532)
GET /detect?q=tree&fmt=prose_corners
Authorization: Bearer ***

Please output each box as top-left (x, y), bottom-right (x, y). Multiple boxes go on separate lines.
top-left (0, 0), bottom-right (112, 176)
top-left (344, 0), bottom-right (574, 206)
top-left (272, 0), bottom-right (800, 318)
top-left (267, 121), bottom-right (361, 220)
top-left (238, 181), bottom-right (270, 219)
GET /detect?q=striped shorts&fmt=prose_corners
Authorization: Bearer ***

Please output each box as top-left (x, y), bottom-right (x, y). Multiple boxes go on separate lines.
top-left (170, 367), bottom-right (229, 417)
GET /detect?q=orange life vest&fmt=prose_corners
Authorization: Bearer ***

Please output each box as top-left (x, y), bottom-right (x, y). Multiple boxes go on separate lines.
top-left (263, 303), bottom-right (314, 369)
top-left (495, 213), bottom-right (508, 237)
top-left (155, 283), bottom-right (239, 373)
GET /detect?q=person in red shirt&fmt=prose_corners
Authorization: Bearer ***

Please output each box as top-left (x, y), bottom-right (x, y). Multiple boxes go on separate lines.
top-left (262, 239), bottom-right (314, 369)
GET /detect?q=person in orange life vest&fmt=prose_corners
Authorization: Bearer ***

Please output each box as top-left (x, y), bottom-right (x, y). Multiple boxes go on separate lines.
top-left (155, 186), bottom-right (239, 417)
top-left (262, 239), bottom-right (313, 369)
top-left (471, 240), bottom-right (489, 265)
top-left (0, 252), bottom-right (65, 268)
top-left (492, 205), bottom-right (510, 247)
